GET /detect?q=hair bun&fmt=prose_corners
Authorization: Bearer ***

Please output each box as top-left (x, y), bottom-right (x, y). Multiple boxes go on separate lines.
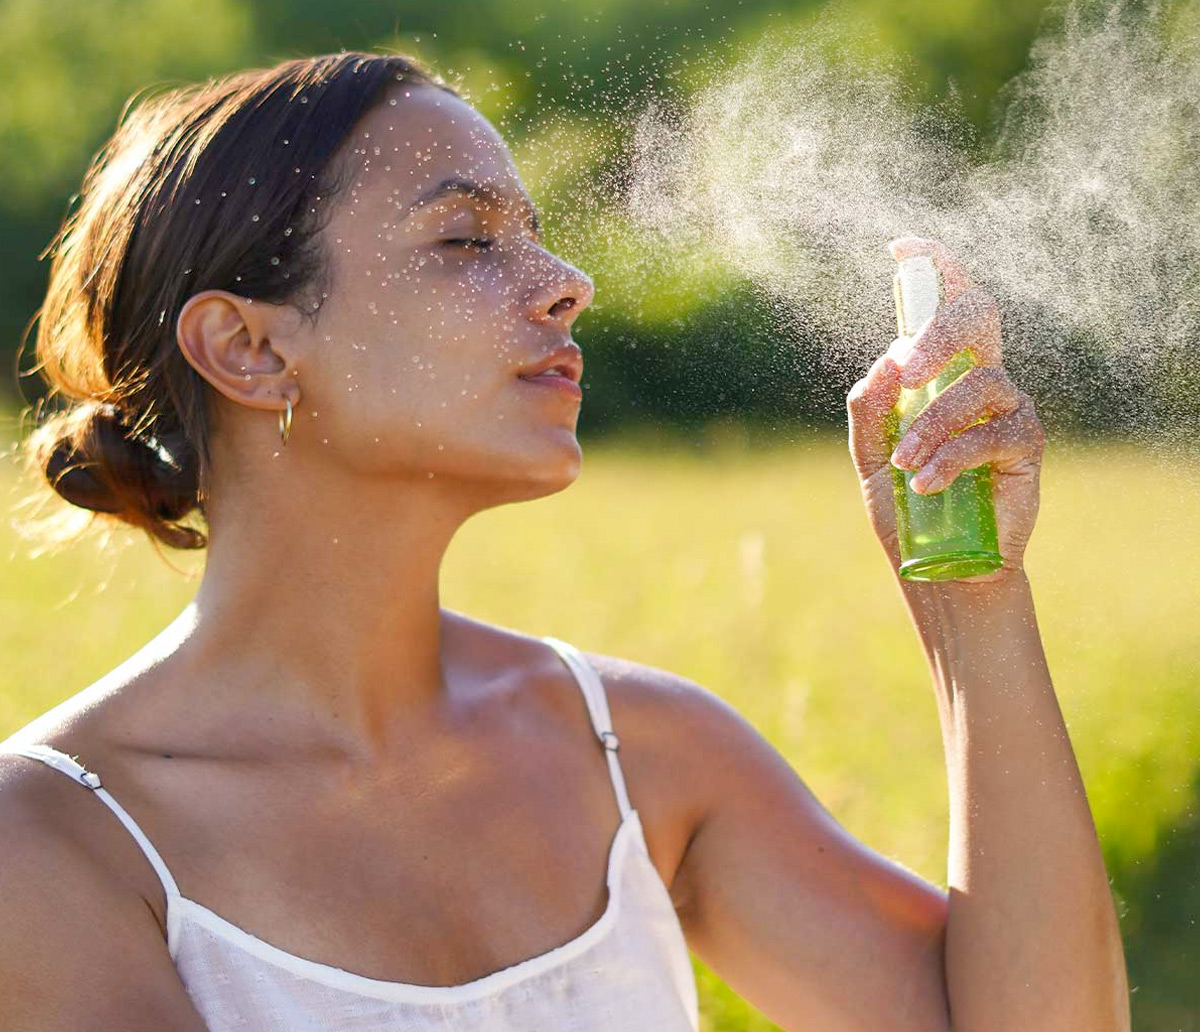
top-left (37, 400), bottom-right (203, 547)
top-left (44, 403), bottom-right (133, 513)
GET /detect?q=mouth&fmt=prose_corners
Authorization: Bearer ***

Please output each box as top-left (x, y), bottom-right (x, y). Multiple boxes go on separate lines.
top-left (518, 371), bottom-right (583, 400)
top-left (517, 342), bottom-right (584, 384)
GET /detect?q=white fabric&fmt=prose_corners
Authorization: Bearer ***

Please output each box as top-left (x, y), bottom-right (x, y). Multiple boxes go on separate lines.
top-left (3, 636), bottom-right (700, 1031)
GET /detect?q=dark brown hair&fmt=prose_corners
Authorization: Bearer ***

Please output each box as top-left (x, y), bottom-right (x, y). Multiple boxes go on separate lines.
top-left (14, 51), bottom-right (460, 552)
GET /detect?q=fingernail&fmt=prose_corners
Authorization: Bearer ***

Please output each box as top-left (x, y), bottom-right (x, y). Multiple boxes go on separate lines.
top-left (891, 434), bottom-right (917, 467)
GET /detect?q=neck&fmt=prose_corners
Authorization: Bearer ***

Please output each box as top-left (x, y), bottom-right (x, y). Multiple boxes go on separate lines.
top-left (178, 464), bottom-right (481, 765)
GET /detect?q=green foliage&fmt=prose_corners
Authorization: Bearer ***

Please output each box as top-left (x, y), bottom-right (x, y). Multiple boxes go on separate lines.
top-left (0, 0), bottom-right (255, 208)
top-left (0, 0), bottom-right (1063, 427)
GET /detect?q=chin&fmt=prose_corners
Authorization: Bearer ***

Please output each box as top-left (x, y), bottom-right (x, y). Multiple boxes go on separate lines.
top-left (517, 439), bottom-right (583, 496)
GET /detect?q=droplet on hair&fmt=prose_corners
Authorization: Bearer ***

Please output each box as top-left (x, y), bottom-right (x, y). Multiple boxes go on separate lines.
top-left (251, 214), bottom-right (260, 222)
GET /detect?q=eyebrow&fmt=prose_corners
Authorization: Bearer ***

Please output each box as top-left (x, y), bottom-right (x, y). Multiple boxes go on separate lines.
top-left (402, 177), bottom-right (542, 239)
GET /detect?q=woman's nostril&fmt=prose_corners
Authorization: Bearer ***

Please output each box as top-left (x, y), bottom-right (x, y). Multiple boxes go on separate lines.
top-left (549, 297), bottom-right (576, 317)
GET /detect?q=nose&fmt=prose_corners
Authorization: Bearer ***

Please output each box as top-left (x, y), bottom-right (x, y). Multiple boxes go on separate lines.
top-left (526, 257), bottom-right (595, 327)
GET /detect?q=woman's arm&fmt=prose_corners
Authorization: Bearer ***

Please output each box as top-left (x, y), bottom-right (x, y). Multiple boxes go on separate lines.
top-left (900, 569), bottom-right (1129, 1032)
top-left (660, 235), bottom-right (1126, 1032)
top-left (845, 235), bottom-right (1128, 1030)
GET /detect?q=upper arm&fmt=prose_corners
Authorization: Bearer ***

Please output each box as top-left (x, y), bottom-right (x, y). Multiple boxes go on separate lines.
top-left (623, 668), bottom-right (952, 1032)
top-left (0, 764), bottom-right (210, 1031)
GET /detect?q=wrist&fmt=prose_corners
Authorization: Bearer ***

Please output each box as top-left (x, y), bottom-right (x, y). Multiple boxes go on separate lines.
top-left (899, 565), bottom-right (1036, 641)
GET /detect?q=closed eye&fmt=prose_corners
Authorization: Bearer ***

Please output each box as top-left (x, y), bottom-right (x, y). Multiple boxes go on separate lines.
top-left (442, 238), bottom-right (494, 252)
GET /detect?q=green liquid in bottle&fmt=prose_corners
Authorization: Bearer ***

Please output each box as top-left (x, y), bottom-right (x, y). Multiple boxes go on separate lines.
top-left (887, 259), bottom-right (1003, 582)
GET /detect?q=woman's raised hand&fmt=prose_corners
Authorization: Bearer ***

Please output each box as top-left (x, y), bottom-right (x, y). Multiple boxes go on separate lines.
top-left (846, 236), bottom-right (1046, 584)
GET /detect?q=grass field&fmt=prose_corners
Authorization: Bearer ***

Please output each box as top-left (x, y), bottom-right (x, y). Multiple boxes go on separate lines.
top-left (3, 413), bottom-right (1198, 1031)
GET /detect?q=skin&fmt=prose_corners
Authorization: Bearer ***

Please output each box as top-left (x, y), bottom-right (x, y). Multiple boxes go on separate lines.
top-left (0, 85), bottom-right (1129, 1031)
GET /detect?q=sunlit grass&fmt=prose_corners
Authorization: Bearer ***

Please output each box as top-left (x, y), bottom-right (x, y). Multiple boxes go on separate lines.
top-left (3, 413), bottom-right (1198, 1030)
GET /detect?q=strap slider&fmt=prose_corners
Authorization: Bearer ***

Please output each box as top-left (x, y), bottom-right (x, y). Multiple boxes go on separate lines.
top-left (79, 771), bottom-right (102, 790)
top-left (600, 730), bottom-right (620, 752)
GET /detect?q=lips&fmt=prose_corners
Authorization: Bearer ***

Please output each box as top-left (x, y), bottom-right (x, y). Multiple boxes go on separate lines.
top-left (517, 342), bottom-right (583, 384)
top-left (518, 371), bottom-right (583, 399)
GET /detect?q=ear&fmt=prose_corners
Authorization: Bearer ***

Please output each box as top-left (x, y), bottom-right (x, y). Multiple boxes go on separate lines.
top-left (175, 290), bottom-right (300, 412)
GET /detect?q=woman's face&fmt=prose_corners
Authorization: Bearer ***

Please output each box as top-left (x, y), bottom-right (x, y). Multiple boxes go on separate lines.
top-left (275, 82), bottom-right (594, 507)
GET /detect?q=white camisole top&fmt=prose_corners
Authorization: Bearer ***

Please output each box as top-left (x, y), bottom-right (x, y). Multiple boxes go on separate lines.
top-left (3, 635), bottom-right (700, 1031)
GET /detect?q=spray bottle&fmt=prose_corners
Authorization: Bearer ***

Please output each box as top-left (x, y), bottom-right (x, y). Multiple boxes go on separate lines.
top-left (885, 255), bottom-right (1004, 581)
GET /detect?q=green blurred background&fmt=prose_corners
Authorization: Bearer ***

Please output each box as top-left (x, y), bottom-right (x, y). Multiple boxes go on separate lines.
top-left (2, 0), bottom-right (1198, 1029)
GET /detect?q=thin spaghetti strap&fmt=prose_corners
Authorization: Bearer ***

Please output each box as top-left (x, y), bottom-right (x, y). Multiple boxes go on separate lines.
top-left (541, 637), bottom-right (634, 819)
top-left (2, 743), bottom-right (181, 900)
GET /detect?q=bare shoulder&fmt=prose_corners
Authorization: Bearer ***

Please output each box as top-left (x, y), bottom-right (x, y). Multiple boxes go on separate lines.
top-left (577, 647), bottom-right (740, 754)
top-left (571, 648), bottom-right (772, 895)
top-left (0, 755), bottom-right (208, 1029)
top-left (576, 647), bottom-right (789, 817)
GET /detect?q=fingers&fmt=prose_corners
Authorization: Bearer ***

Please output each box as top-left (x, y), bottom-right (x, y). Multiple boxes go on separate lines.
top-left (905, 395), bottom-right (1045, 495)
top-left (847, 352), bottom-right (902, 476)
top-left (890, 367), bottom-right (1022, 472)
top-left (894, 285), bottom-right (1003, 389)
top-left (888, 236), bottom-right (973, 307)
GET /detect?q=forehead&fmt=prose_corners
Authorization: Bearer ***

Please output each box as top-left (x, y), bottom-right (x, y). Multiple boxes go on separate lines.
top-left (339, 83), bottom-right (526, 215)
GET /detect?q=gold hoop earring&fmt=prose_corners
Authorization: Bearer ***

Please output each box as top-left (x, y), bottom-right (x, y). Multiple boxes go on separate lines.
top-left (279, 396), bottom-right (293, 445)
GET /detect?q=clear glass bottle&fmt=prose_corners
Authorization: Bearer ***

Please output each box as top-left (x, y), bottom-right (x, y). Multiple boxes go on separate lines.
top-left (885, 255), bottom-right (1004, 581)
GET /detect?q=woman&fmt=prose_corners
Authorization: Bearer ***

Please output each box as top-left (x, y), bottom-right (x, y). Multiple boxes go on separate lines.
top-left (0, 52), bottom-right (1127, 1031)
